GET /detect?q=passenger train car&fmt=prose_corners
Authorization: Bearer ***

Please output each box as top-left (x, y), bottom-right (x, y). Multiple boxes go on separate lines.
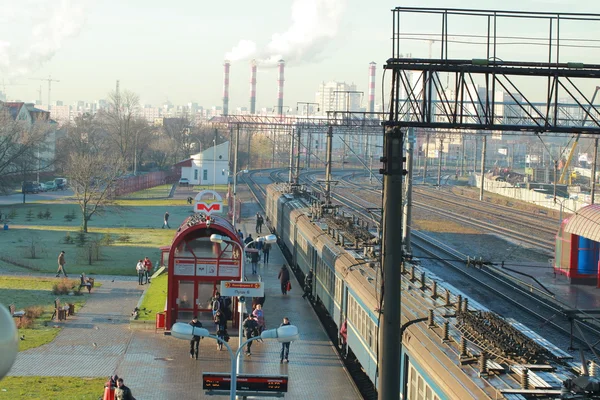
top-left (266, 183), bottom-right (598, 400)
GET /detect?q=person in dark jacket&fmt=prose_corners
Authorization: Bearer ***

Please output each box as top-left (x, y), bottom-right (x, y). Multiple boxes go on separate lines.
top-left (214, 310), bottom-right (227, 351)
top-left (302, 269), bottom-right (313, 300)
top-left (278, 265), bottom-right (290, 295)
top-left (189, 316), bottom-right (203, 359)
top-left (114, 378), bottom-right (134, 400)
top-left (250, 250), bottom-right (260, 274)
top-left (162, 211), bottom-right (170, 229)
top-left (279, 317), bottom-right (291, 363)
top-left (262, 242), bottom-right (271, 264)
top-left (242, 315), bottom-right (259, 356)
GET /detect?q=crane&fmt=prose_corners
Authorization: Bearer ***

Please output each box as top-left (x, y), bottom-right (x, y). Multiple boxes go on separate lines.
top-left (29, 75), bottom-right (60, 107)
top-left (558, 86), bottom-right (600, 184)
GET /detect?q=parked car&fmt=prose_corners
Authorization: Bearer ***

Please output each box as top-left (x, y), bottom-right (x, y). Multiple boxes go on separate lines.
top-left (44, 181), bottom-right (57, 191)
top-left (22, 182), bottom-right (39, 194)
top-left (37, 182), bottom-right (47, 192)
top-left (54, 178), bottom-right (67, 190)
top-left (179, 178), bottom-right (190, 186)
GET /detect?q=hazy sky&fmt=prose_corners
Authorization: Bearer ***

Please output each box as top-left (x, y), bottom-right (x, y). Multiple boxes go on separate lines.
top-left (1, 0), bottom-right (599, 109)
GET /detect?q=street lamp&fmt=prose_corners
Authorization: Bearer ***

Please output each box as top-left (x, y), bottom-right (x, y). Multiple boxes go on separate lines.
top-left (231, 169), bottom-right (249, 227)
top-left (171, 320), bottom-right (299, 400)
top-left (210, 233), bottom-right (278, 380)
top-left (213, 139), bottom-right (217, 195)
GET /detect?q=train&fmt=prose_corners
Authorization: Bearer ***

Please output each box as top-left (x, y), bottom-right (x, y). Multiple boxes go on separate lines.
top-left (265, 182), bottom-right (600, 399)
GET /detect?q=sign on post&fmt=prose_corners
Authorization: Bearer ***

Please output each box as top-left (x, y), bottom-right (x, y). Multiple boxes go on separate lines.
top-left (194, 190), bottom-right (223, 215)
top-left (203, 373), bottom-right (288, 393)
top-left (220, 281), bottom-right (264, 297)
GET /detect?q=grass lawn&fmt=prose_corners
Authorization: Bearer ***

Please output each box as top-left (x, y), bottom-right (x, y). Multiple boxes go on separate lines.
top-left (0, 276), bottom-right (89, 351)
top-left (0, 376), bottom-right (106, 399)
top-left (137, 273), bottom-right (168, 321)
top-left (0, 202), bottom-right (199, 275)
top-left (117, 184), bottom-right (173, 199)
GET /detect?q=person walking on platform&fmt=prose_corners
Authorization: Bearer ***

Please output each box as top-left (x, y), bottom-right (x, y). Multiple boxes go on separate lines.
top-left (256, 213), bottom-right (264, 233)
top-left (262, 242), bottom-right (271, 264)
top-left (252, 294), bottom-right (265, 310)
top-left (242, 314), bottom-right (259, 356)
top-left (278, 264), bottom-right (290, 295)
top-left (302, 269), bottom-right (313, 300)
top-left (136, 259), bottom-right (145, 285)
top-left (189, 316), bottom-right (203, 359)
top-left (162, 211), bottom-right (170, 229)
top-left (214, 309), bottom-right (227, 351)
top-left (252, 304), bottom-right (266, 337)
top-left (56, 250), bottom-right (67, 278)
top-left (114, 378), bottom-right (134, 400)
top-left (280, 317), bottom-right (291, 363)
top-left (244, 234), bottom-right (253, 246)
top-left (237, 229), bottom-right (244, 240)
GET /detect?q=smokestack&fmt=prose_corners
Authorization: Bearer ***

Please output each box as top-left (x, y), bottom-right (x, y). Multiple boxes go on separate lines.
top-left (223, 60), bottom-right (231, 116)
top-left (250, 60), bottom-right (257, 114)
top-left (368, 62), bottom-right (376, 113)
top-left (277, 59), bottom-right (285, 115)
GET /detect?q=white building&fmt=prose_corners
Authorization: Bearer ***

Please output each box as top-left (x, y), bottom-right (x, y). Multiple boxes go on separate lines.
top-left (315, 81), bottom-right (361, 114)
top-left (176, 141), bottom-right (230, 185)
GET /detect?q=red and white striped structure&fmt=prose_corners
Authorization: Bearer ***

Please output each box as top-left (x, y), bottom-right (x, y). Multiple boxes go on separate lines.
top-left (250, 60), bottom-right (257, 114)
top-left (368, 62), bottom-right (376, 113)
top-left (277, 59), bottom-right (285, 115)
top-left (223, 60), bottom-right (231, 116)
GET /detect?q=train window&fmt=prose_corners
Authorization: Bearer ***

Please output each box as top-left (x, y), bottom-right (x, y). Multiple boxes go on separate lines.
top-left (408, 364), bottom-right (442, 400)
top-left (334, 276), bottom-right (342, 305)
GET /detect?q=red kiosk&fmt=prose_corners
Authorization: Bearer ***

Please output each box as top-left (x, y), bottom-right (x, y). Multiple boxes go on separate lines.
top-left (165, 190), bottom-right (243, 328)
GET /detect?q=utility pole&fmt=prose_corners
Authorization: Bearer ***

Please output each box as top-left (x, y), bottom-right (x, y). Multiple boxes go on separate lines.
top-left (437, 136), bottom-right (443, 187)
top-left (403, 128), bottom-right (414, 253)
top-left (592, 138), bottom-right (598, 205)
top-left (479, 135), bottom-right (487, 201)
top-left (288, 128), bottom-right (295, 185)
top-left (325, 126), bottom-right (333, 205)
top-left (297, 102), bottom-right (319, 169)
top-left (461, 137), bottom-right (466, 176)
top-left (378, 126), bottom-right (403, 400)
top-left (423, 133), bottom-right (429, 183)
top-left (232, 125), bottom-right (240, 227)
top-left (295, 128), bottom-right (301, 185)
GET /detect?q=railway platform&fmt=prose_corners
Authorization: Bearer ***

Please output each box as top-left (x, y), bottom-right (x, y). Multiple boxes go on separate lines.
top-left (495, 261), bottom-right (600, 310)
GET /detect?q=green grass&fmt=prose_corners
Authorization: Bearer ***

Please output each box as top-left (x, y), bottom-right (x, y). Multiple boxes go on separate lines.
top-left (0, 276), bottom-right (89, 351)
top-left (0, 376), bottom-right (106, 399)
top-left (117, 184), bottom-right (173, 199)
top-left (137, 273), bottom-right (168, 321)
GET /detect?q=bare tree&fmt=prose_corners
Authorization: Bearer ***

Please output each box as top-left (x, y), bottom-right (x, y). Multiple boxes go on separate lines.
top-left (0, 112), bottom-right (53, 194)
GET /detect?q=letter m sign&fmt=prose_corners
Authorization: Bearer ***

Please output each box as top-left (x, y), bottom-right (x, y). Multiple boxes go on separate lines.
top-left (196, 202), bottom-right (222, 215)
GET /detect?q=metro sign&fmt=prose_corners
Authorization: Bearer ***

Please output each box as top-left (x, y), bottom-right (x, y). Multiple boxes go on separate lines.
top-left (194, 190), bottom-right (224, 216)
top-left (220, 281), bottom-right (264, 297)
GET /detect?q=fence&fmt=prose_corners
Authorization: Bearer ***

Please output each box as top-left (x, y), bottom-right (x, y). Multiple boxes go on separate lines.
top-left (111, 171), bottom-right (179, 198)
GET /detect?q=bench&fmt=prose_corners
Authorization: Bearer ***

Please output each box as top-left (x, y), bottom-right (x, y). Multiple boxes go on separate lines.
top-left (8, 304), bottom-right (25, 320)
top-left (79, 276), bottom-right (94, 293)
top-left (52, 298), bottom-right (70, 321)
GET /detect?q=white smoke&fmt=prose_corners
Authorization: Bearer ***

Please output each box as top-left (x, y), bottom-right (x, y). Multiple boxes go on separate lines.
top-left (225, 0), bottom-right (346, 66)
top-left (0, 0), bottom-right (87, 78)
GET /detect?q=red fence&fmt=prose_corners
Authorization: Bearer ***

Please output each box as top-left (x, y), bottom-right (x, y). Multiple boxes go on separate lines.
top-left (111, 171), bottom-right (179, 197)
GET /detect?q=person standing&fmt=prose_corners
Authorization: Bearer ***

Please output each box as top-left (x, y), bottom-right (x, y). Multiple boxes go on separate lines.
top-left (56, 250), bottom-right (67, 278)
top-left (302, 269), bottom-right (313, 300)
top-left (211, 293), bottom-right (222, 320)
top-left (136, 260), bottom-right (145, 285)
top-left (114, 378), bottom-right (134, 400)
top-left (250, 250), bottom-right (260, 274)
top-left (162, 211), bottom-right (170, 229)
top-left (278, 265), bottom-right (290, 295)
top-left (143, 256), bottom-right (152, 284)
top-left (262, 242), bottom-right (271, 264)
top-left (237, 229), bottom-right (244, 240)
top-left (256, 213), bottom-right (264, 233)
top-left (280, 317), bottom-right (291, 363)
top-left (189, 316), bottom-right (203, 359)
top-left (214, 309), bottom-right (226, 351)
top-left (252, 304), bottom-right (265, 334)
top-left (242, 314), bottom-right (259, 356)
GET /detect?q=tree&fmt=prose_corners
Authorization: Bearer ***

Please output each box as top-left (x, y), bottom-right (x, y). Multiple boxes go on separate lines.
top-left (66, 151), bottom-right (126, 232)
top-left (0, 112), bottom-right (53, 194)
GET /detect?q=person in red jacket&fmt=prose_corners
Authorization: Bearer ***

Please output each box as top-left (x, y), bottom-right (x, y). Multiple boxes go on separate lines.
top-left (143, 256), bottom-right (152, 284)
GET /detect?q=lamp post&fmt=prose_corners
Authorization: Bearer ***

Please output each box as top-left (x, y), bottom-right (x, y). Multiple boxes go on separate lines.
top-left (231, 169), bottom-right (248, 227)
top-left (171, 322), bottom-right (299, 400)
top-left (213, 139), bottom-right (217, 195)
top-left (210, 233), bottom-right (278, 386)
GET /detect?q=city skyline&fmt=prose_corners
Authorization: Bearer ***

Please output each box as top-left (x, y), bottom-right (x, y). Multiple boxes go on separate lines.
top-left (2, 0), bottom-right (600, 110)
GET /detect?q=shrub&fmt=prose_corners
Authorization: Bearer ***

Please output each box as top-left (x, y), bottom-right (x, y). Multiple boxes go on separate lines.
top-left (100, 233), bottom-right (114, 246)
top-left (8, 208), bottom-right (17, 218)
top-left (76, 231), bottom-right (87, 247)
top-left (37, 211), bottom-right (44, 219)
top-left (63, 232), bottom-right (74, 244)
top-left (117, 234), bottom-right (131, 243)
top-left (44, 209), bottom-right (52, 219)
top-left (16, 316), bottom-right (34, 329)
top-left (26, 209), bottom-right (33, 221)
top-left (25, 306), bottom-right (44, 319)
top-left (52, 279), bottom-right (76, 295)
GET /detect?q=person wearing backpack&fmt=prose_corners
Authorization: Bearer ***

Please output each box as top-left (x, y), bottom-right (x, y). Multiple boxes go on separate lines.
top-left (262, 242), bottom-right (271, 264)
top-left (242, 314), bottom-right (259, 356)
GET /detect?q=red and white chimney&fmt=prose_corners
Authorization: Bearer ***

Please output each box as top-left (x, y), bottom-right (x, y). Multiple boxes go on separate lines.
top-left (250, 60), bottom-right (257, 114)
top-left (368, 62), bottom-right (376, 113)
top-left (277, 59), bottom-right (285, 115)
top-left (223, 60), bottom-right (231, 116)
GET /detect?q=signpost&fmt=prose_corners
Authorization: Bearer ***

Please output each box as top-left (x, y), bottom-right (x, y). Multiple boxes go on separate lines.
top-left (203, 373), bottom-right (288, 397)
top-left (220, 281), bottom-right (264, 297)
